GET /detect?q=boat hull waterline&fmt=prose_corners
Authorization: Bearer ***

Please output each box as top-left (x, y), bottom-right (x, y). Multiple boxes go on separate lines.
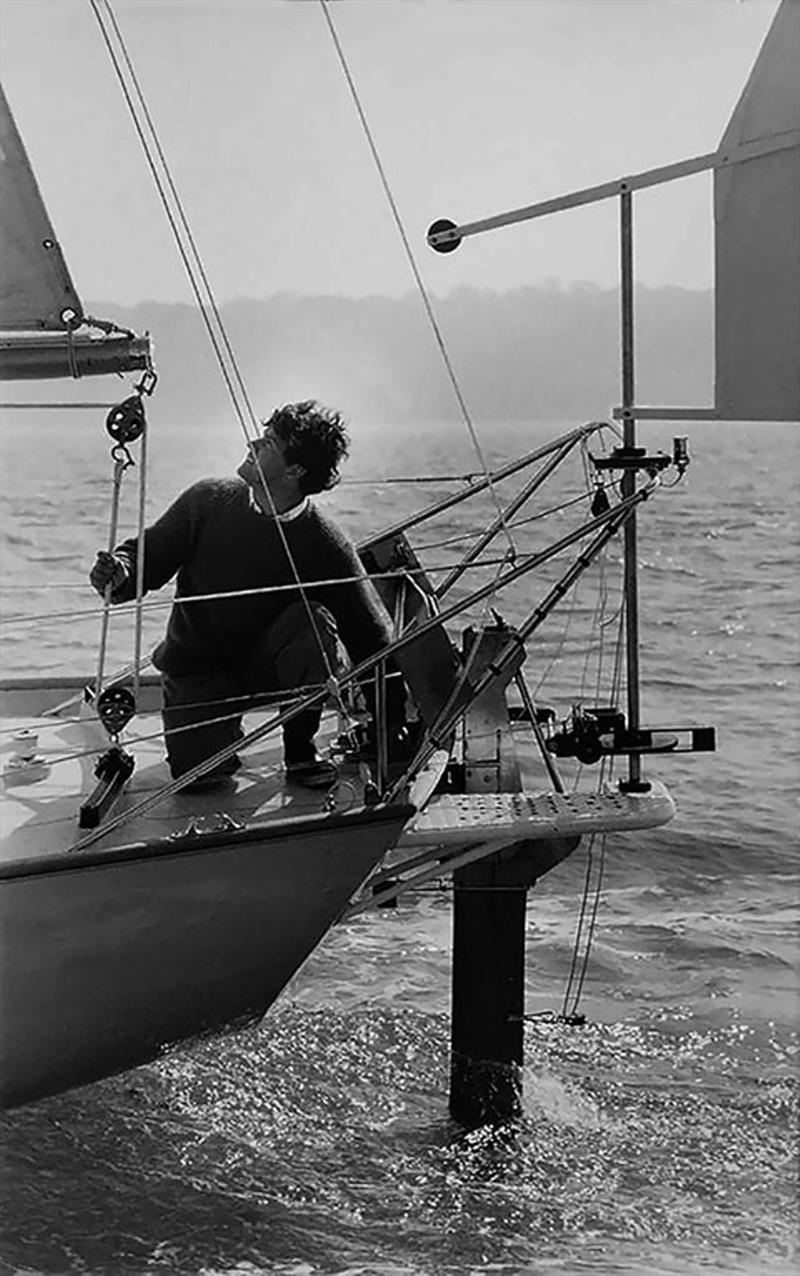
top-left (0, 803), bottom-right (412, 1110)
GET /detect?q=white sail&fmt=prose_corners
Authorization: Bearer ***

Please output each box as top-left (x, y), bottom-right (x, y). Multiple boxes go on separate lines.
top-left (0, 83), bottom-right (83, 331)
top-left (0, 82), bottom-right (150, 381)
top-left (713, 0), bottom-right (800, 422)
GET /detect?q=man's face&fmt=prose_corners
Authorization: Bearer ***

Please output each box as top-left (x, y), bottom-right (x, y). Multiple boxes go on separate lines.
top-left (237, 425), bottom-right (298, 491)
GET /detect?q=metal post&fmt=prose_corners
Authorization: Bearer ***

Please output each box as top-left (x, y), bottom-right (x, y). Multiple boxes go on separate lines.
top-left (450, 869), bottom-right (526, 1126)
top-left (620, 189), bottom-right (644, 790)
top-left (449, 626), bottom-right (526, 1126)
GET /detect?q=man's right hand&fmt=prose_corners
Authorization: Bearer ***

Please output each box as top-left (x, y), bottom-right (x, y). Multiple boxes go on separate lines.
top-left (90, 551), bottom-right (128, 597)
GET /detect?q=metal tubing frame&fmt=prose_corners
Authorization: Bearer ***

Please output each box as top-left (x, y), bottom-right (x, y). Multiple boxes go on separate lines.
top-left (70, 482), bottom-right (653, 854)
top-left (386, 480), bottom-right (655, 802)
top-left (620, 191), bottom-right (642, 789)
top-left (513, 670), bottom-right (565, 794)
top-left (346, 838), bottom-right (518, 917)
top-left (428, 176), bottom-right (650, 792)
top-left (358, 421), bottom-right (602, 553)
top-left (428, 153), bottom-right (714, 248)
top-left (426, 134), bottom-right (798, 250)
top-left (434, 433), bottom-right (584, 600)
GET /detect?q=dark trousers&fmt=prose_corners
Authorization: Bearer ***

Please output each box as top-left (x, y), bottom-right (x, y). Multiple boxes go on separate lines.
top-left (161, 601), bottom-right (339, 780)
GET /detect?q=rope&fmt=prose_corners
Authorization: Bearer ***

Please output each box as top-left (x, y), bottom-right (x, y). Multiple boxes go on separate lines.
top-left (132, 421), bottom-right (148, 704)
top-left (557, 539), bottom-right (628, 1017)
top-left (53, 486), bottom-right (652, 844)
top-left (318, 0), bottom-right (518, 570)
top-left (0, 552), bottom-right (563, 629)
top-left (0, 668), bottom-right (405, 774)
top-left (94, 447), bottom-right (133, 700)
top-left (4, 483), bottom-right (651, 662)
top-left (560, 832), bottom-right (607, 1021)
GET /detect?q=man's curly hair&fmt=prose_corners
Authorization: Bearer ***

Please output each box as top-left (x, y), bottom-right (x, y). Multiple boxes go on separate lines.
top-left (264, 400), bottom-right (350, 495)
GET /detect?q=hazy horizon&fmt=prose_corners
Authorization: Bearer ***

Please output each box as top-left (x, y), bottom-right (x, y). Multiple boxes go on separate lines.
top-left (85, 276), bottom-right (715, 310)
top-left (0, 285), bottom-right (715, 427)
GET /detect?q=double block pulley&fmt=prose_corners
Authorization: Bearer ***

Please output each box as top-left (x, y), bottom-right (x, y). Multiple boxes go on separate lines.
top-left (105, 394), bottom-right (146, 448)
top-left (104, 368), bottom-right (157, 457)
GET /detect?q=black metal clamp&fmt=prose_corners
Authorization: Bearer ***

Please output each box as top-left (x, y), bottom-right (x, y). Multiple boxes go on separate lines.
top-left (592, 437), bottom-right (691, 479)
top-left (547, 704), bottom-right (715, 766)
top-left (78, 747), bottom-right (136, 829)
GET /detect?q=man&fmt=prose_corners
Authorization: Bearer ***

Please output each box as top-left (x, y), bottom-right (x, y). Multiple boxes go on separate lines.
top-left (90, 400), bottom-right (403, 790)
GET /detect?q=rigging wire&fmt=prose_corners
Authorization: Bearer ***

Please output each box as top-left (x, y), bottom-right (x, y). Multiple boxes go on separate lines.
top-left (9, 10), bottom-right (659, 851)
top-left (18, 479), bottom-right (651, 849)
top-left (88, 0), bottom-right (344, 704)
top-left (559, 558), bottom-right (628, 1019)
top-left (1, 455), bottom-right (614, 632)
top-left (0, 561), bottom-right (533, 629)
top-left (318, 0), bottom-right (518, 572)
top-left (89, 0), bottom-right (257, 442)
top-left (70, 488), bottom-right (653, 847)
top-left (578, 547), bottom-right (609, 704)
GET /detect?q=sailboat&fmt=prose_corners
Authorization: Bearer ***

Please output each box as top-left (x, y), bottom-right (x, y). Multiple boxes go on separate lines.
top-left (0, 0), bottom-right (796, 1119)
top-left (0, 57), bottom-right (418, 1107)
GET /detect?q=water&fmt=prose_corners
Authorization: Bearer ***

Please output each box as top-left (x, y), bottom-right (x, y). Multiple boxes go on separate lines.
top-left (0, 413), bottom-right (798, 1275)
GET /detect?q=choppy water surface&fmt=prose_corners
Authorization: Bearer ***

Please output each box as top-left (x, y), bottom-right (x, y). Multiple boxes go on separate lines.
top-left (0, 414), bottom-right (797, 1274)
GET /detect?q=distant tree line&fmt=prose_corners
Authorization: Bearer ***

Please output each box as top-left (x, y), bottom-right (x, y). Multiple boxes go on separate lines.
top-left (97, 283), bottom-right (713, 426)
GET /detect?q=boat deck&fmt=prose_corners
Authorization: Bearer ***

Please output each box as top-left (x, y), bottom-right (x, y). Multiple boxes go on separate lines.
top-left (0, 678), bottom-right (677, 872)
top-left (0, 697), bottom-right (366, 865)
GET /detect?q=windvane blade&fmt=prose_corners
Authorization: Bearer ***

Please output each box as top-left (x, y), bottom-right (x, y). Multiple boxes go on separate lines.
top-left (713, 0), bottom-right (800, 422)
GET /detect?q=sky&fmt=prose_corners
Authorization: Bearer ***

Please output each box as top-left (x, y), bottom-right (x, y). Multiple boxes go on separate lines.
top-left (0, 0), bottom-right (782, 306)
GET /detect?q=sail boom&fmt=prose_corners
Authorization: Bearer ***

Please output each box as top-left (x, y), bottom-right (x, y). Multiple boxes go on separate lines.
top-left (0, 331), bottom-right (152, 382)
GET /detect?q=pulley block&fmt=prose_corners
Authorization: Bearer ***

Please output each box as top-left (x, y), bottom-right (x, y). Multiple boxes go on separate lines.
top-left (106, 394), bottom-right (146, 445)
top-left (96, 683), bottom-right (136, 737)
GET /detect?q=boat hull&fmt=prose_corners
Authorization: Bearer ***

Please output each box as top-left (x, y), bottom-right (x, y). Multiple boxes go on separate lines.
top-left (0, 805), bottom-right (410, 1109)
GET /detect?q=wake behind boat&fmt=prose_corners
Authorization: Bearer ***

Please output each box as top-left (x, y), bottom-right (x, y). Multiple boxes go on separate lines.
top-left (1, 0), bottom-right (796, 1120)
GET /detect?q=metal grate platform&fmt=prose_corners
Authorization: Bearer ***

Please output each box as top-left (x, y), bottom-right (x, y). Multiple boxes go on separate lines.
top-left (400, 781), bottom-right (675, 846)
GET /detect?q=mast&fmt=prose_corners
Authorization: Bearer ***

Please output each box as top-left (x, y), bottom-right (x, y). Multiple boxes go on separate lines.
top-left (619, 190), bottom-right (644, 791)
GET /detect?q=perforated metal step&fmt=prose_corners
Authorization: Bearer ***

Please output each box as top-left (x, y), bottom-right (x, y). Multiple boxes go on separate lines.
top-left (401, 781), bottom-right (675, 846)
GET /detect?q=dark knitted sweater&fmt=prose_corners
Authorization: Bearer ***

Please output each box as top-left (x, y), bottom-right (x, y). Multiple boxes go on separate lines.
top-left (112, 477), bottom-right (394, 678)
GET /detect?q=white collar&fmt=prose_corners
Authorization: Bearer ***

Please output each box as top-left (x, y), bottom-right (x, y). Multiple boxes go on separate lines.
top-left (248, 488), bottom-right (309, 522)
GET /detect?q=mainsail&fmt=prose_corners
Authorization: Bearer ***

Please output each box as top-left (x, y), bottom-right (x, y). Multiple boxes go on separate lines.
top-left (0, 82), bottom-right (150, 381)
